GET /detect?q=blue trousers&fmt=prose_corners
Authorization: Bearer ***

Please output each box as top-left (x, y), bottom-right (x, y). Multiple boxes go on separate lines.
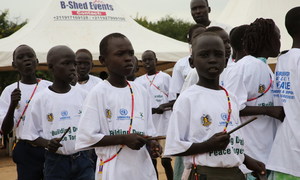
top-left (44, 150), bottom-right (95, 180)
top-left (12, 140), bottom-right (45, 180)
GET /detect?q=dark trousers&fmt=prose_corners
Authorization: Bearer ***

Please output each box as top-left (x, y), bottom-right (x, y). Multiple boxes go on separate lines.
top-left (44, 150), bottom-right (95, 180)
top-left (12, 140), bottom-right (45, 180)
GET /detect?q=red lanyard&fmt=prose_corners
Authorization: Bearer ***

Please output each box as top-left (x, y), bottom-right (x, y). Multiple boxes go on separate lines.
top-left (16, 79), bottom-right (41, 128)
top-left (193, 86), bottom-right (232, 180)
top-left (146, 72), bottom-right (169, 97)
top-left (99, 81), bottom-right (134, 174)
top-left (247, 74), bottom-right (272, 101)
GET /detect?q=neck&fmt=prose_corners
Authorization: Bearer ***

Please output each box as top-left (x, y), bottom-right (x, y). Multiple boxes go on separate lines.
top-left (50, 80), bottom-right (71, 93)
top-left (147, 70), bottom-right (157, 76)
top-left (21, 74), bottom-right (38, 84)
top-left (235, 52), bottom-right (247, 62)
top-left (78, 74), bottom-right (89, 82)
top-left (107, 75), bottom-right (127, 88)
top-left (197, 78), bottom-right (220, 90)
top-left (292, 40), bottom-right (300, 49)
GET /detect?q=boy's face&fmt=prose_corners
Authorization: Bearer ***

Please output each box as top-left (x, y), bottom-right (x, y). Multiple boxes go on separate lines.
top-left (13, 46), bottom-right (38, 76)
top-left (216, 30), bottom-right (231, 59)
top-left (101, 37), bottom-right (134, 77)
top-left (141, 51), bottom-right (157, 73)
top-left (75, 52), bottom-right (93, 78)
top-left (51, 49), bottom-right (76, 84)
top-left (190, 0), bottom-right (211, 25)
top-left (191, 35), bottom-right (225, 80)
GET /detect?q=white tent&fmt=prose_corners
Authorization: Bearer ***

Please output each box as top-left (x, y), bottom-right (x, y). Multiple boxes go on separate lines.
top-left (217, 0), bottom-right (299, 52)
top-left (0, 0), bottom-right (189, 67)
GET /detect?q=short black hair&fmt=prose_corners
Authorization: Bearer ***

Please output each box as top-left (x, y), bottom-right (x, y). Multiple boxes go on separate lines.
top-left (243, 18), bottom-right (277, 57)
top-left (230, 25), bottom-right (249, 52)
top-left (99, 33), bottom-right (127, 57)
top-left (187, 24), bottom-right (206, 43)
top-left (205, 26), bottom-right (224, 33)
top-left (13, 44), bottom-right (36, 61)
top-left (75, 49), bottom-right (93, 60)
top-left (142, 50), bottom-right (157, 59)
top-left (285, 6), bottom-right (300, 38)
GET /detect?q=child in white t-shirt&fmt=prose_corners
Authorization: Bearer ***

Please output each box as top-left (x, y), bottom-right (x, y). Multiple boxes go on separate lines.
top-left (135, 50), bottom-right (175, 180)
top-left (75, 33), bottom-right (160, 180)
top-left (22, 45), bottom-right (94, 180)
top-left (0, 44), bottom-right (51, 180)
top-left (164, 32), bottom-right (266, 180)
top-left (267, 7), bottom-right (300, 179)
top-left (75, 48), bottom-right (102, 90)
top-left (224, 18), bottom-right (285, 179)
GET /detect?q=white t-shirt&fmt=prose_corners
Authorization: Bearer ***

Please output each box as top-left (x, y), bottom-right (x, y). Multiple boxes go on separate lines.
top-left (0, 80), bottom-right (51, 139)
top-left (135, 71), bottom-right (176, 136)
top-left (169, 56), bottom-right (192, 98)
top-left (22, 86), bottom-right (87, 155)
top-left (267, 48), bottom-right (300, 177)
top-left (164, 85), bottom-right (245, 168)
top-left (75, 80), bottom-right (157, 180)
top-left (75, 74), bottom-right (102, 91)
top-left (224, 55), bottom-right (277, 173)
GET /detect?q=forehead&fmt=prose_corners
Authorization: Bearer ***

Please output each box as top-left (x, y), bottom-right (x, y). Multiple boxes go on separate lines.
top-left (142, 51), bottom-right (155, 58)
top-left (190, 0), bottom-right (208, 8)
top-left (75, 51), bottom-right (92, 61)
top-left (194, 35), bottom-right (224, 51)
top-left (107, 37), bottom-right (133, 52)
top-left (14, 46), bottom-right (35, 55)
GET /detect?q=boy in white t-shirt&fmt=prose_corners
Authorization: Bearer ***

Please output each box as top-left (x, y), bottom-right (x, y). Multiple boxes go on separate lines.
top-left (75, 48), bottom-right (102, 90)
top-left (75, 33), bottom-right (160, 180)
top-left (224, 18), bottom-right (285, 179)
top-left (164, 32), bottom-right (266, 180)
top-left (22, 45), bottom-right (94, 180)
top-left (0, 44), bottom-right (51, 180)
top-left (267, 7), bottom-right (300, 179)
top-left (135, 50), bottom-right (175, 180)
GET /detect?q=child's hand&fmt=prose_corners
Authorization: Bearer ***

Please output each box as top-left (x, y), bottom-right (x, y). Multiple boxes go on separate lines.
top-left (152, 107), bottom-right (164, 114)
top-left (244, 155), bottom-right (266, 177)
top-left (205, 132), bottom-right (230, 151)
top-left (147, 140), bottom-right (162, 158)
top-left (10, 88), bottom-right (21, 108)
top-left (266, 106), bottom-right (285, 122)
top-left (123, 134), bottom-right (147, 150)
top-left (47, 138), bottom-right (63, 152)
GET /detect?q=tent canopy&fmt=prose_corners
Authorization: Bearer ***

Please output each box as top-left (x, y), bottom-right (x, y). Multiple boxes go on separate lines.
top-left (217, 0), bottom-right (299, 52)
top-left (0, 0), bottom-right (189, 68)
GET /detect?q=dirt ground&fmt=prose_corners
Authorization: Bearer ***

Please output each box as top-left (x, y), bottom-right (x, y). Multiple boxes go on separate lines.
top-left (0, 147), bottom-right (173, 180)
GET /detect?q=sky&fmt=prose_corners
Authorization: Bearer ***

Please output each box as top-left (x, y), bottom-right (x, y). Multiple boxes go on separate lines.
top-left (0, 0), bottom-right (229, 23)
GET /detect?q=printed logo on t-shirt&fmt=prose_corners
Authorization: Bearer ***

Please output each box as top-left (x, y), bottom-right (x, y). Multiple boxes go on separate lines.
top-left (117, 108), bottom-right (130, 120)
top-left (106, 109), bottom-right (112, 119)
top-left (218, 113), bottom-right (233, 126)
top-left (47, 113), bottom-right (54, 122)
top-left (60, 110), bottom-right (71, 120)
top-left (134, 112), bottom-right (145, 121)
top-left (201, 114), bottom-right (212, 127)
top-left (258, 84), bottom-right (265, 93)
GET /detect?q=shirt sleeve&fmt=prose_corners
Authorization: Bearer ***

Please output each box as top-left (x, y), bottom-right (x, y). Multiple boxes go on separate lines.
top-left (169, 61), bottom-right (184, 95)
top-left (164, 96), bottom-right (193, 156)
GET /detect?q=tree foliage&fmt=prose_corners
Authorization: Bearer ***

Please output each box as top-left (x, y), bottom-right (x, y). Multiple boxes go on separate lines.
top-left (134, 15), bottom-right (193, 42)
top-left (0, 10), bottom-right (27, 39)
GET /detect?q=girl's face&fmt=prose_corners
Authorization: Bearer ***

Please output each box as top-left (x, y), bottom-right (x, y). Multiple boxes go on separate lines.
top-left (141, 51), bottom-right (157, 73)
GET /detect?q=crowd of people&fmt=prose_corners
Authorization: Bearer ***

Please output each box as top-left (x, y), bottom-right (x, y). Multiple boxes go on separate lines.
top-left (0, 0), bottom-right (299, 180)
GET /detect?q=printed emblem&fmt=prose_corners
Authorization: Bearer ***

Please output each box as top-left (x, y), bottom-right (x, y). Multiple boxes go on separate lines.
top-left (47, 113), bottom-right (54, 122)
top-left (119, 109), bottom-right (128, 115)
top-left (201, 114), bottom-right (212, 127)
top-left (61, 111), bottom-right (68, 117)
top-left (139, 112), bottom-right (143, 118)
top-left (258, 84), bottom-right (265, 93)
top-left (221, 113), bottom-right (228, 121)
top-left (78, 110), bottom-right (82, 114)
top-left (106, 109), bottom-right (112, 119)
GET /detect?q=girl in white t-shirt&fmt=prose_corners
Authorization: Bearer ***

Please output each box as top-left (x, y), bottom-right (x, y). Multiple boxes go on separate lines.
top-left (75, 33), bottom-right (160, 180)
top-left (165, 32), bottom-right (266, 180)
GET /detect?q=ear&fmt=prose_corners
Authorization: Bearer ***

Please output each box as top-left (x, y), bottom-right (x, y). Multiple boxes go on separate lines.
top-left (48, 64), bottom-right (53, 71)
top-left (188, 56), bottom-right (195, 68)
top-left (12, 61), bottom-right (17, 69)
top-left (208, 6), bottom-right (211, 13)
top-left (36, 58), bottom-right (39, 64)
top-left (99, 55), bottom-right (106, 66)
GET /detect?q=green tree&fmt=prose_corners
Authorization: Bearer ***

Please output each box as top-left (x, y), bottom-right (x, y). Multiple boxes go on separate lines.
top-left (134, 15), bottom-right (193, 42)
top-left (0, 10), bottom-right (27, 38)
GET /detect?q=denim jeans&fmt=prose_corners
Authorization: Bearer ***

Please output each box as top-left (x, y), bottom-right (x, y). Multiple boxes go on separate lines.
top-left (44, 150), bottom-right (95, 180)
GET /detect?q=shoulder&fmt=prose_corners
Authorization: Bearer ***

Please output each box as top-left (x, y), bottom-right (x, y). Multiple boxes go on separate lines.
top-left (1, 82), bottom-right (17, 94)
top-left (158, 71), bottom-right (171, 78)
top-left (174, 56), bottom-right (190, 68)
top-left (89, 74), bottom-right (103, 82)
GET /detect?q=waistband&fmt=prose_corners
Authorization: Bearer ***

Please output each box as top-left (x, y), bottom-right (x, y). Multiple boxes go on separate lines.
top-left (193, 165), bottom-right (241, 175)
top-left (46, 150), bottom-right (89, 159)
top-left (17, 139), bottom-right (38, 147)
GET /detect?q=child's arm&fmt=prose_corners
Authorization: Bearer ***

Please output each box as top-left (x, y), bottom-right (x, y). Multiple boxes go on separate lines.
top-left (33, 137), bottom-right (62, 152)
top-left (243, 154), bottom-right (266, 177)
top-left (175, 132), bottom-right (230, 156)
top-left (91, 134), bottom-right (148, 150)
top-left (1, 88), bottom-right (21, 134)
top-left (240, 106), bottom-right (285, 121)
